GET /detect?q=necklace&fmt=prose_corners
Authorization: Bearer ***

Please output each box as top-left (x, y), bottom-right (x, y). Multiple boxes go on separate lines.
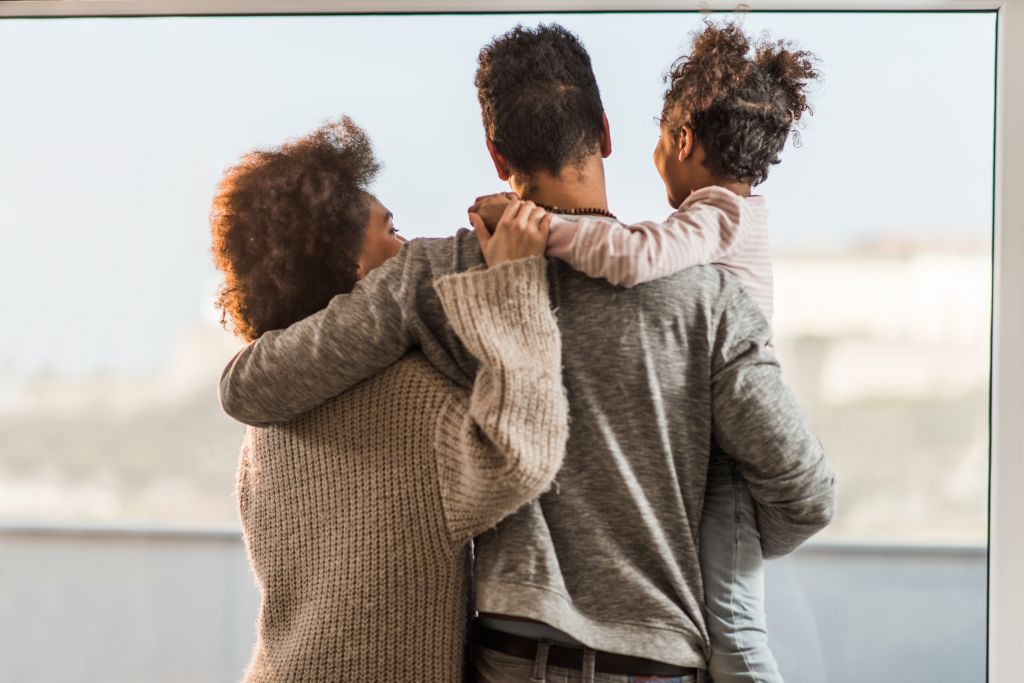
top-left (537, 204), bottom-right (617, 220)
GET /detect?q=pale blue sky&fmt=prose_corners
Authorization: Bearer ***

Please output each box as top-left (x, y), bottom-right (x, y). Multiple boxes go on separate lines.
top-left (0, 12), bottom-right (997, 379)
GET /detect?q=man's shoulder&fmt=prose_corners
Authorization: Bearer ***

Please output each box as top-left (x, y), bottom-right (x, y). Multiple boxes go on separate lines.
top-left (639, 263), bottom-right (749, 311)
top-left (658, 264), bottom-right (765, 326)
top-left (553, 261), bottom-right (763, 346)
top-left (659, 262), bottom-right (740, 288)
top-left (559, 260), bottom-right (741, 304)
top-left (403, 229), bottom-right (484, 277)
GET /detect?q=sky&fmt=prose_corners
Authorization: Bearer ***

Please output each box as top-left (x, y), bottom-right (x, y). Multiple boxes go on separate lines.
top-left (0, 11), bottom-right (997, 380)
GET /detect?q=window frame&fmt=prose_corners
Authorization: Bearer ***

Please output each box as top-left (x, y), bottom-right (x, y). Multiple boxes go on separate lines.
top-left (2, 0), bottom-right (1020, 679)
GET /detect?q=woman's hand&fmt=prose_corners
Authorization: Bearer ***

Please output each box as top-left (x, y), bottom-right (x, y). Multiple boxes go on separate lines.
top-left (468, 192), bottom-right (518, 234)
top-left (470, 199), bottom-right (550, 268)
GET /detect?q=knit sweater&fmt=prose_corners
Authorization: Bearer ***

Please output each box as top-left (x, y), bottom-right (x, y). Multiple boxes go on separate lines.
top-left (221, 228), bottom-right (836, 670)
top-left (235, 257), bottom-right (568, 682)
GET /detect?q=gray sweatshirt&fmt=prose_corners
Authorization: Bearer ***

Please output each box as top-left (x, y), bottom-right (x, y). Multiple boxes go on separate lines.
top-left (219, 228), bottom-right (837, 669)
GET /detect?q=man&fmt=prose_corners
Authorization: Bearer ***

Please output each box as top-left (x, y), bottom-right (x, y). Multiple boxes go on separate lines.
top-left (220, 23), bottom-right (836, 682)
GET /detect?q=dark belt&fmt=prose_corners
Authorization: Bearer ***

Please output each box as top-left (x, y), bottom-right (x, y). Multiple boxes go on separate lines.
top-left (473, 624), bottom-right (696, 677)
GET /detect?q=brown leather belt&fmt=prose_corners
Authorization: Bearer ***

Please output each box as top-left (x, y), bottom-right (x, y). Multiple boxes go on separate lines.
top-left (473, 624), bottom-right (696, 677)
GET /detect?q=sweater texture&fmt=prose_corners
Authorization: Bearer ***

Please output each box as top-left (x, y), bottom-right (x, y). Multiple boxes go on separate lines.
top-left (235, 257), bottom-right (567, 682)
top-left (221, 228), bottom-right (837, 671)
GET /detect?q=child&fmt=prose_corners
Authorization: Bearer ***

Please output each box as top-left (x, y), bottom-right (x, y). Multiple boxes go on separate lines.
top-left (472, 20), bottom-right (819, 683)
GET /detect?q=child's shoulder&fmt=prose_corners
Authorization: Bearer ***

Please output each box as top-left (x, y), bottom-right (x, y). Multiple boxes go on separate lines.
top-left (680, 185), bottom-right (749, 209)
top-left (675, 186), bottom-right (767, 221)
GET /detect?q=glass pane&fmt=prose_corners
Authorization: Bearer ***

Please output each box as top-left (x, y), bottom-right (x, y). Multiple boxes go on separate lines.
top-left (0, 11), bottom-right (994, 538)
top-left (0, 11), bottom-right (994, 683)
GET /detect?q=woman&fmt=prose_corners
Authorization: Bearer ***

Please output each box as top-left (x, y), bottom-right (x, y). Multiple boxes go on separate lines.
top-left (210, 117), bottom-right (568, 681)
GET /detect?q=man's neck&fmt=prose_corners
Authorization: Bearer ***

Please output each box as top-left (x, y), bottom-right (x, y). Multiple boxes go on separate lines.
top-left (512, 156), bottom-right (609, 212)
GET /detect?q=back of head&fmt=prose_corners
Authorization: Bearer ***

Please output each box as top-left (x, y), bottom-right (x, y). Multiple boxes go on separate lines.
top-left (475, 23), bottom-right (605, 177)
top-left (662, 20), bottom-right (820, 185)
top-left (210, 117), bottom-right (379, 342)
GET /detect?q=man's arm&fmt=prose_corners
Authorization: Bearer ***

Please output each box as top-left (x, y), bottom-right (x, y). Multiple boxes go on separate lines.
top-left (710, 281), bottom-right (837, 558)
top-left (219, 238), bottom-right (455, 427)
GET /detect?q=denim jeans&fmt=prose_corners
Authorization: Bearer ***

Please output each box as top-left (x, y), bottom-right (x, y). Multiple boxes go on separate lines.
top-left (471, 644), bottom-right (699, 683)
top-left (699, 459), bottom-right (783, 683)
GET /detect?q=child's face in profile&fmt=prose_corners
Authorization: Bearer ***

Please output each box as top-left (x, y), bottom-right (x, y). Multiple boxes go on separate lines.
top-left (652, 122), bottom-right (694, 209)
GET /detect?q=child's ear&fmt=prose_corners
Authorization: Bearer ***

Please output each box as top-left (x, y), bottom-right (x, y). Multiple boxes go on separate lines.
top-left (676, 126), bottom-right (695, 161)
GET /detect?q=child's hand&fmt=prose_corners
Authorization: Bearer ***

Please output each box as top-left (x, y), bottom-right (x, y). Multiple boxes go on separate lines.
top-left (470, 199), bottom-right (550, 268)
top-left (468, 192), bottom-right (519, 234)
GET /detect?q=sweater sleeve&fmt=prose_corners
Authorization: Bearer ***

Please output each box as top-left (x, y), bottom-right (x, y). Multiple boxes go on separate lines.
top-left (430, 256), bottom-right (569, 546)
top-left (710, 281), bottom-right (838, 558)
top-left (547, 187), bottom-right (749, 288)
top-left (218, 243), bottom-right (423, 427)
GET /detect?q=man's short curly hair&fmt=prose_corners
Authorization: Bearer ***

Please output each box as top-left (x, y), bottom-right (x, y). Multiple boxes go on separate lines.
top-left (662, 20), bottom-right (819, 186)
top-left (210, 117), bottom-right (380, 342)
top-left (475, 23), bottom-right (605, 177)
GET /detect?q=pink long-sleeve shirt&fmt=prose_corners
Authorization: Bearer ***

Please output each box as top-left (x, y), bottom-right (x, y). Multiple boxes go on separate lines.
top-left (547, 186), bottom-right (773, 321)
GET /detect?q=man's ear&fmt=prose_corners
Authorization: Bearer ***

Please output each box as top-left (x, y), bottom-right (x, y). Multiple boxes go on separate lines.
top-left (599, 112), bottom-right (612, 158)
top-left (486, 139), bottom-right (512, 181)
top-left (676, 125), bottom-right (695, 161)
top-left (355, 260), bottom-right (365, 281)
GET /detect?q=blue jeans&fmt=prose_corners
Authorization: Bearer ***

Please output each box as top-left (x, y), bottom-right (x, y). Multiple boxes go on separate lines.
top-left (699, 459), bottom-right (783, 683)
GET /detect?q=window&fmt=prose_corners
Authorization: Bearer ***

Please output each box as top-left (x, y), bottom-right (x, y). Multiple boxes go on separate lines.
top-left (2, 4), bottom-right (1019, 682)
top-left (0, 11), bottom-right (996, 539)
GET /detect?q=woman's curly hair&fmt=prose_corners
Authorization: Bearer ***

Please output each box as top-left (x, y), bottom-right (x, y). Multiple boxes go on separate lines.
top-left (210, 117), bottom-right (380, 342)
top-left (662, 20), bottom-right (819, 185)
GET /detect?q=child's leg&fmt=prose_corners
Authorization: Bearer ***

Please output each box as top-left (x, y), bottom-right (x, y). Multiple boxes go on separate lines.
top-left (700, 458), bottom-right (783, 683)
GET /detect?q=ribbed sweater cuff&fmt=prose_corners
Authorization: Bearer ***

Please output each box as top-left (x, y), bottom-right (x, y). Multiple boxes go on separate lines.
top-left (433, 256), bottom-right (559, 365)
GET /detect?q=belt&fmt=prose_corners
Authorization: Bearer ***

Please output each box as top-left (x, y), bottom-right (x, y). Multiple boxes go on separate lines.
top-left (473, 624), bottom-right (696, 677)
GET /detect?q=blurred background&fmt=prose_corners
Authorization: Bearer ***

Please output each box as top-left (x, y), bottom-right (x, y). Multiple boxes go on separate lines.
top-left (0, 10), bottom-right (995, 682)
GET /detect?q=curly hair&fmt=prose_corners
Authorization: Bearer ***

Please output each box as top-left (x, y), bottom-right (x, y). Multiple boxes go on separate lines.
top-left (475, 23), bottom-right (605, 177)
top-left (210, 117), bottom-right (380, 342)
top-left (662, 20), bottom-right (819, 185)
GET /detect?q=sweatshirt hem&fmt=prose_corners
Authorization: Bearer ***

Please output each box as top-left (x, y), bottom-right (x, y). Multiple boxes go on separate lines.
top-left (475, 579), bottom-right (709, 669)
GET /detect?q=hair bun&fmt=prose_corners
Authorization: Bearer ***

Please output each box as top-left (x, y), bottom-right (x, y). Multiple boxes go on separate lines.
top-left (668, 21), bottom-right (752, 115)
top-left (755, 40), bottom-right (819, 123)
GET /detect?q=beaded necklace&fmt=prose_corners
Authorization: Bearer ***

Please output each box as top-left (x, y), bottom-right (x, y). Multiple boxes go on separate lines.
top-left (537, 204), bottom-right (618, 220)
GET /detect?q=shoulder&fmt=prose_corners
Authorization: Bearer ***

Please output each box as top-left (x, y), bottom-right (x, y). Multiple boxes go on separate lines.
top-left (740, 195), bottom-right (770, 232)
top-left (260, 353), bottom-right (462, 440)
top-left (343, 351), bottom-right (459, 403)
top-left (401, 229), bottom-right (484, 275)
top-left (379, 351), bottom-right (457, 386)
top-left (638, 265), bottom-right (770, 353)
top-left (553, 262), bottom-right (742, 338)
top-left (679, 186), bottom-right (746, 214)
top-left (659, 264), bottom-right (759, 310)
top-left (625, 262), bottom-right (742, 303)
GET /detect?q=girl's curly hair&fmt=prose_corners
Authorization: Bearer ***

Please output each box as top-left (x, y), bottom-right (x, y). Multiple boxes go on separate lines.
top-left (662, 20), bottom-right (819, 185)
top-left (210, 117), bottom-right (380, 342)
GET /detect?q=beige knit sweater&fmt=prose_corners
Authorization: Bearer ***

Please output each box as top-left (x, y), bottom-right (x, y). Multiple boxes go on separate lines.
top-left (235, 256), bottom-right (568, 682)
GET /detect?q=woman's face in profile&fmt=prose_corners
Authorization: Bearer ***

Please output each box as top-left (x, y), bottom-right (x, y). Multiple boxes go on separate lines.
top-left (357, 195), bottom-right (406, 279)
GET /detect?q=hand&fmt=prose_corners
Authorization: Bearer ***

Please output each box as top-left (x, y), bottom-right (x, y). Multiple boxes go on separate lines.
top-left (470, 199), bottom-right (550, 268)
top-left (468, 192), bottom-right (519, 234)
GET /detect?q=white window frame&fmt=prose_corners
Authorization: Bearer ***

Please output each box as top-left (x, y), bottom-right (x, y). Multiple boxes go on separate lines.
top-left (2, 0), bottom-right (1021, 678)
